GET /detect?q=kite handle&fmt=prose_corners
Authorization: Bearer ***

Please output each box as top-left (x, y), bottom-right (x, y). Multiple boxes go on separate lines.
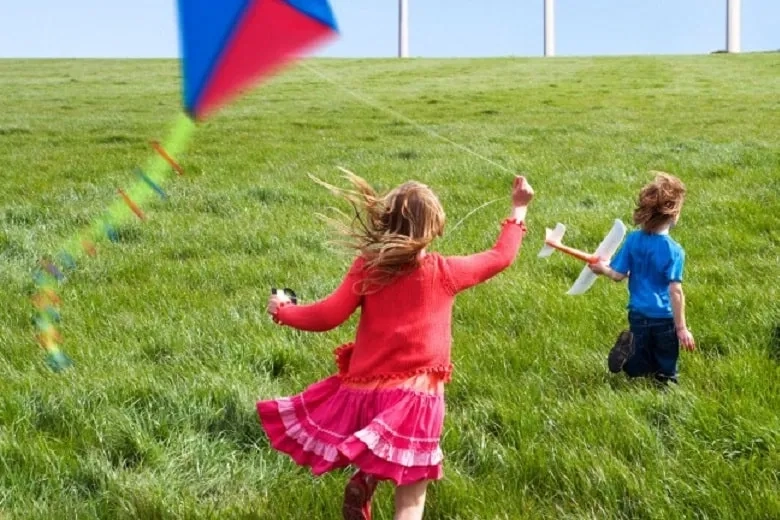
top-left (544, 240), bottom-right (600, 264)
top-left (271, 287), bottom-right (298, 305)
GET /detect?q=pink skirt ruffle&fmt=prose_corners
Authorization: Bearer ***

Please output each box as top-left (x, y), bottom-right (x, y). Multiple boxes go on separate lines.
top-left (257, 375), bottom-right (445, 486)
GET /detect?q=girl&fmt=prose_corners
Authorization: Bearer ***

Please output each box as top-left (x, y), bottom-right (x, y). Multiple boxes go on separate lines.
top-left (589, 172), bottom-right (695, 384)
top-left (257, 172), bottom-right (534, 520)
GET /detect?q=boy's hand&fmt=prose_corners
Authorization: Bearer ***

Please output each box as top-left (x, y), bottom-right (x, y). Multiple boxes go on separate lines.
top-left (677, 327), bottom-right (696, 351)
top-left (588, 259), bottom-right (611, 276)
top-left (512, 175), bottom-right (534, 207)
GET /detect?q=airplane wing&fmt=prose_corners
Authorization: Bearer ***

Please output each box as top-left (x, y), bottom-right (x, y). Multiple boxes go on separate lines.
top-left (567, 219), bottom-right (627, 295)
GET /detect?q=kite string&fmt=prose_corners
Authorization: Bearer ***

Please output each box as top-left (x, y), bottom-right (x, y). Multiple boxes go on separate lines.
top-left (300, 62), bottom-right (513, 174)
top-left (447, 197), bottom-right (503, 234)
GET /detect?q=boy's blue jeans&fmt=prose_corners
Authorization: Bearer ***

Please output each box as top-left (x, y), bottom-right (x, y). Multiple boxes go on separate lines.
top-left (624, 311), bottom-right (679, 383)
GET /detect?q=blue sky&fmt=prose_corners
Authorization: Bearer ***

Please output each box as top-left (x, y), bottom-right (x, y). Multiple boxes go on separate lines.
top-left (0, 0), bottom-right (777, 58)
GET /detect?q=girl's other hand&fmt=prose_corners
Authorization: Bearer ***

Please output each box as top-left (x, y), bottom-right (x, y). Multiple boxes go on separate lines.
top-left (267, 292), bottom-right (290, 316)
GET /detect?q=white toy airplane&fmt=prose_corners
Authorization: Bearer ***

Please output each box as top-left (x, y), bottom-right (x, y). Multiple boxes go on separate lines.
top-left (538, 219), bottom-right (627, 295)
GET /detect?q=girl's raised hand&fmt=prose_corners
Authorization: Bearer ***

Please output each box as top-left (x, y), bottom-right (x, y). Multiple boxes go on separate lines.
top-left (512, 175), bottom-right (534, 207)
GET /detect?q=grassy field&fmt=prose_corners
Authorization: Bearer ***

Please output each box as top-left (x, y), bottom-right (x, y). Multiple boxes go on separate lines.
top-left (1, 54), bottom-right (779, 519)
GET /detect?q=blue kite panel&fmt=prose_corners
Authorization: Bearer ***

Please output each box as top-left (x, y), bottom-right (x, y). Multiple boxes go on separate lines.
top-left (283, 0), bottom-right (338, 31)
top-left (177, 0), bottom-right (251, 115)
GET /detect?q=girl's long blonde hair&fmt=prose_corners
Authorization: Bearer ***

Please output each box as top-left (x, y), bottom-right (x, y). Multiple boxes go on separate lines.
top-left (633, 171), bottom-right (686, 233)
top-left (311, 168), bottom-right (446, 292)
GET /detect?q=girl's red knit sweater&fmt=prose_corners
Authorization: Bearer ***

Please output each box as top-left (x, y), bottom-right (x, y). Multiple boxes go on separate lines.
top-left (274, 218), bottom-right (527, 383)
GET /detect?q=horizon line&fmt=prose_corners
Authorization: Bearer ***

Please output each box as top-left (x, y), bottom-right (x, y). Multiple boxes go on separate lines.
top-left (1, 49), bottom-right (778, 60)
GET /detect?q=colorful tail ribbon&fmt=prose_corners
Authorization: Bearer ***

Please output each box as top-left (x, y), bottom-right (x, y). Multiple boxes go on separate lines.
top-left (29, 115), bottom-right (195, 372)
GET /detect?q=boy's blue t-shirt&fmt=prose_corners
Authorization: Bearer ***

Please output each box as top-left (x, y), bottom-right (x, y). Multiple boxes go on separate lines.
top-left (609, 229), bottom-right (685, 318)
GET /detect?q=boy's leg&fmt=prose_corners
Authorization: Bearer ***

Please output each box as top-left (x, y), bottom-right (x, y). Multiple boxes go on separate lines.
top-left (394, 480), bottom-right (429, 520)
top-left (650, 320), bottom-right (680, 384)
top-left (343, 470), bottom-right (378, 520)
top-left (608, 330), bottom-right (635, 373)
top-left (622, 313), bottom-right (653, 378)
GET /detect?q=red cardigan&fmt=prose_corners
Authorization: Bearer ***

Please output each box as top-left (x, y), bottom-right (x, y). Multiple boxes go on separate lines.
top-left (274, 219), bottom-right (527, 383)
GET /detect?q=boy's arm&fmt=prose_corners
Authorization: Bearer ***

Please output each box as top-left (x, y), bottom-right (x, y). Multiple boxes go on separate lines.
top-left (592, 264), bottom-right (627, 282)
top-left (670, 282), bottom-right (687, 330)
top-left (272, 258), bottom-right (363, 332)
top-left (590, 239), bottom-right (629, 281)
top-left (667, 248), bottom-right (695, 350)
top-left (670, 282), bottom-right (695, 350)
top-left (443, 211), bottom-right (527, 294)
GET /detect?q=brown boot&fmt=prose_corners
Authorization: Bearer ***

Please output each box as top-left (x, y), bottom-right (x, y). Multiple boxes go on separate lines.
top-left (342, 470), bottom-right (378, 520)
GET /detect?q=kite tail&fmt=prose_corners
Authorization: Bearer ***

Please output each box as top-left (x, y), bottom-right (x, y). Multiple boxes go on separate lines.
top-left (29, 113), bottom-right (197, 372)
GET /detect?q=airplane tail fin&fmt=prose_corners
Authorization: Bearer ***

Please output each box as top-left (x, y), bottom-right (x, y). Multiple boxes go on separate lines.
top-left (538, 223), bottom-right (566, 258)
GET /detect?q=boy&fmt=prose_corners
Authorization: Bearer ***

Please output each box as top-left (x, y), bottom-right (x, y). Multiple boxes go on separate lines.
top-left (590, 172), bottom-right (695, 384)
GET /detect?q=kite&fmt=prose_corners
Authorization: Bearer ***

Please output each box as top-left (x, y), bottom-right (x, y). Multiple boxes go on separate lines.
top-left (29, 0), bottom-right (339, 371)
top-left (538, 219), bottom-right (627, 295)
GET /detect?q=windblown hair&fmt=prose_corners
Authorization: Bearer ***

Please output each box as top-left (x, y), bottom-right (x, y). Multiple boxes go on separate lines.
top-left (633, 172), bottom-right (686, 233)
top-left (311, 168), bottom-right (446, 292)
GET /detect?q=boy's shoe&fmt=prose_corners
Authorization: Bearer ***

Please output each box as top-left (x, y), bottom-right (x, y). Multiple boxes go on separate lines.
top-left (608, 330), bottom-right (634, 373)
top-left (342, 470), bottom-right (378, 520)
top-left (654, 373), bottom-right (679, 386)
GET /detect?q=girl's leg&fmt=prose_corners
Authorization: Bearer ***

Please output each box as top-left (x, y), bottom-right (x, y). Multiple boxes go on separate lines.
top-left (394, 480), bottom-right (429, 520)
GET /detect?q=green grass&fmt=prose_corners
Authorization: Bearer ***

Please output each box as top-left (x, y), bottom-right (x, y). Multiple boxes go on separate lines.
top-left (1, 55), bottom-right (779, 519)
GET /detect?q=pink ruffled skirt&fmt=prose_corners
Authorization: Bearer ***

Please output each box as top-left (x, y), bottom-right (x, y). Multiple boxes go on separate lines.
top-left (257, 370), bottom-right (445, 486)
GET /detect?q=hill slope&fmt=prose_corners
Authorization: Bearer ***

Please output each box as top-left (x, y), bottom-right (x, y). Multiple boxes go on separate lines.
top-left (0, 55), bottom-right (778, 519)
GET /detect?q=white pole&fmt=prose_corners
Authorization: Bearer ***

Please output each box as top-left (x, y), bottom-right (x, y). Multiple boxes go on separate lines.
top-left (727, 0), bottom-right (741, 53)
top-left (544, 0), bottom-right (555, 57)
top-left (399, 0), bottom-right (409, 58)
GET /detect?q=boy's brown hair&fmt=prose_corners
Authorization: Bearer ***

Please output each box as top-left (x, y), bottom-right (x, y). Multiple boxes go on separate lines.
top-left (633, 172), bottom-right (686, 233)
